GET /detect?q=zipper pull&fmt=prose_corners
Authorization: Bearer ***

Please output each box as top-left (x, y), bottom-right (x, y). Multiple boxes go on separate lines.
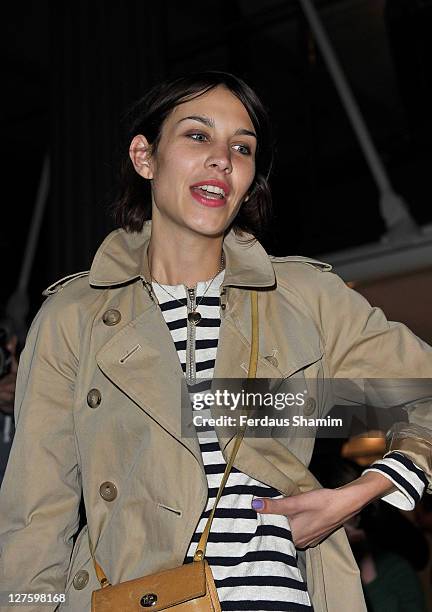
top-left (187, 286), bottom-right (196, 310)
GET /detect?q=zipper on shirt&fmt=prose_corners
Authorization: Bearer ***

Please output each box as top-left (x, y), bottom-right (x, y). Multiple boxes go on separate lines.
top-left (142, 277), bottom-right (197, 384)
top-left (186, 286), bottom-right (197, 386)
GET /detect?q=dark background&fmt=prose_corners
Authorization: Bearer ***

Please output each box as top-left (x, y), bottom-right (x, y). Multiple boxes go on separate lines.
top-left (3, 0), bottom-right (432, 321)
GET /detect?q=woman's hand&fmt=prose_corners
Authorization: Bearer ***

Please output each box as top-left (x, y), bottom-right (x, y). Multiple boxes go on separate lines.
top-left (252, 471), bottom-right (395, 548)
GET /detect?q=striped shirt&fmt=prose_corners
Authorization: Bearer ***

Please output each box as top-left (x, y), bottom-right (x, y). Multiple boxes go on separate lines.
top-left (152, 271), bottom-right (313, 611)
top-left (151, 269), bottom-right (427, 610)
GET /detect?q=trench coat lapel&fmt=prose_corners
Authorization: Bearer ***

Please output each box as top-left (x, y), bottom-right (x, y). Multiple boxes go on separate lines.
top-left (96, 293), bottom-right (203, 469)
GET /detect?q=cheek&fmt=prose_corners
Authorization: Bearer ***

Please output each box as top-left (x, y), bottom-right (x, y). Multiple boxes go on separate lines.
top-left (156, 148), bottom-right (197, 186)
top-left (237, 161), bottom-right (256, 195)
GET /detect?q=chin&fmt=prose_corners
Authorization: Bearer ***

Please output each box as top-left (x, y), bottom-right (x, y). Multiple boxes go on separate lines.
top-left (189, 222), bottom-right (226, 238)
top-left (185, 214), bottom-right (230, 238)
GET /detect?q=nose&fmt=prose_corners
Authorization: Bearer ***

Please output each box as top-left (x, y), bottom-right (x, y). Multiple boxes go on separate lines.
top-left (205, 144), bottom-right (232, 174)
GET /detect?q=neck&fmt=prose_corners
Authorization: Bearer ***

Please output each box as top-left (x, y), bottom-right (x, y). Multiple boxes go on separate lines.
top-left (148, 216), bottom-right (224, 287)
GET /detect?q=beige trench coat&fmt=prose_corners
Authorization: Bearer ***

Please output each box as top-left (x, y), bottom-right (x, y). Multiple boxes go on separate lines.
top-left (1, 221), bottom-right (432, 612)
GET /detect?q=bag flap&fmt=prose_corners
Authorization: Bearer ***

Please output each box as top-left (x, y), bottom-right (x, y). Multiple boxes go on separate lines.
top-left (92, 560), bottom-right (207, 611)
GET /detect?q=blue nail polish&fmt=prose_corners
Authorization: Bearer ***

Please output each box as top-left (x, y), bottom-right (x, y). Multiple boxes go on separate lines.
top-left (252, 499), bottom-right (264, 510)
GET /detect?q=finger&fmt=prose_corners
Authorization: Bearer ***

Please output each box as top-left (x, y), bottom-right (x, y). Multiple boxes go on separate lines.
top-left (251, 497), bottom-right (297, 515)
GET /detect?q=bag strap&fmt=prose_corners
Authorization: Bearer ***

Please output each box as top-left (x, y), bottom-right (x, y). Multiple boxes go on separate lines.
top-left (90, 290), bottom-right (259, 587)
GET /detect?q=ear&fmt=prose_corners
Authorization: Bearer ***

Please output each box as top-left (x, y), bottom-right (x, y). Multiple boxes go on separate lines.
top-left (129, 134), bottom-right (154, 179)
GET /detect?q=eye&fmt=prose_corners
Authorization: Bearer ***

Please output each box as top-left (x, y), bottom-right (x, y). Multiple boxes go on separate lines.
top-left (187, 132), bottom-right (209, 142)
top-left (233, 143), bottom-right (251, 156)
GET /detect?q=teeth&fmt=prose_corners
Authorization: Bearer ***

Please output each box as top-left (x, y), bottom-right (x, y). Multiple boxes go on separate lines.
top-left (198, 184), bottom-right (226, 198)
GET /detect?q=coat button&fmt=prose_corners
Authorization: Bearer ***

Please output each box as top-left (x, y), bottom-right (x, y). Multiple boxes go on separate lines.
top-left (221, 304), bottom-right (226, 310)
top-left (99, 481), bottom-right (118, 501)
top-left (304, 397), bottom-right (316, 416)
top-left (102, 309), bottom-right (121, 326)
top-left (73, 569), bottom-right (89, 590)
top-left (265, 355), bottom-right (278, 368)
top-left (87, 389), bottom-right (102, 409)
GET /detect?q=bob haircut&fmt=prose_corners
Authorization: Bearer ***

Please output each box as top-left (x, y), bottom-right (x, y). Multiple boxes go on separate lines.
top-left (111, 71), bottom-right (274, 240)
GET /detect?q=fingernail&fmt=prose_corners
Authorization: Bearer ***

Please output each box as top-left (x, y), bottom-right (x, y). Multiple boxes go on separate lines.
top-left (252, 499), bottom-right (264, 510)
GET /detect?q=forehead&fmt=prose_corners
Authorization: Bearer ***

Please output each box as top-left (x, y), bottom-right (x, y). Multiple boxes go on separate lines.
top-left (167, 85), bottom-right (254, 129)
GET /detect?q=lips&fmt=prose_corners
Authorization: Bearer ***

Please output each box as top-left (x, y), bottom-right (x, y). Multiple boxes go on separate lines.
top-left (190, 179), bottom-right (231, 195)
top-left (190, 189), bottom-right (226, 207)
top-left (189, 179), bottom-right (231, 208)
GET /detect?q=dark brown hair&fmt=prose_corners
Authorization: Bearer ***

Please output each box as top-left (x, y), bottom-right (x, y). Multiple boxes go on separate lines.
top-left (111, 71), bottom-right (274, 240)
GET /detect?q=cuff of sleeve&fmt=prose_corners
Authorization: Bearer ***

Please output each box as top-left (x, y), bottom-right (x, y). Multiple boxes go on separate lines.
top-left (362, 452), bottom-right (427, 511)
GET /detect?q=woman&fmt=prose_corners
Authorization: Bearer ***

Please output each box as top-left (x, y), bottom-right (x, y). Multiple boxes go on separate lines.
top-left (0, 71), bottom-right (431, 612)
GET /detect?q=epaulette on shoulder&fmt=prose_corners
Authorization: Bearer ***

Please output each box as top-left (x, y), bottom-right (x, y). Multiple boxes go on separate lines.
top-left (268, 255), bottom-right (332, 272)
top-left (42, 271), bottom-right (90, 296)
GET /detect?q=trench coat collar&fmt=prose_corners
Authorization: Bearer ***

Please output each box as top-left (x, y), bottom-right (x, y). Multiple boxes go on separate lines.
top-left (89, 221), bottom-right (276, 289)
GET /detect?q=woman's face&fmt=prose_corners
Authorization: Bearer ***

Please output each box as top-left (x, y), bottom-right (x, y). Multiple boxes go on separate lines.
top-left (131, 85), bottom-right (257, 237)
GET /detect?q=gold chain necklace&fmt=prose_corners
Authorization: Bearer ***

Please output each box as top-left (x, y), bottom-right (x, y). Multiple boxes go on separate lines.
top-left (150, 253), bottom-right (225, 326)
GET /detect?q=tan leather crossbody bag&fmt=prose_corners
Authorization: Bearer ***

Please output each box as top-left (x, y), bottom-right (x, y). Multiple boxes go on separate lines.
top-left (89, 290), bottom-right (259, 611)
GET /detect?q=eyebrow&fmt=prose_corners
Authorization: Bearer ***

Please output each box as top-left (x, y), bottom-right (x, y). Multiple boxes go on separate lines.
top-left (177, 115), bottom-right (257, 139)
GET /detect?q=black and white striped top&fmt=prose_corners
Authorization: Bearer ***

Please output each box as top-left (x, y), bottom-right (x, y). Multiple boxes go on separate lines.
top-left (152, 271), bottom-right (313, 611)
top-left (151, 270), bottom-right (427, 611)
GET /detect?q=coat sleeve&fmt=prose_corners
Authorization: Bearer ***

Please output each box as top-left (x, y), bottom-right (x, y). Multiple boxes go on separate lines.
top-left (313, 270), bottom-right (432, 497)
top-left (0, 295), bottom-right (81, 610)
